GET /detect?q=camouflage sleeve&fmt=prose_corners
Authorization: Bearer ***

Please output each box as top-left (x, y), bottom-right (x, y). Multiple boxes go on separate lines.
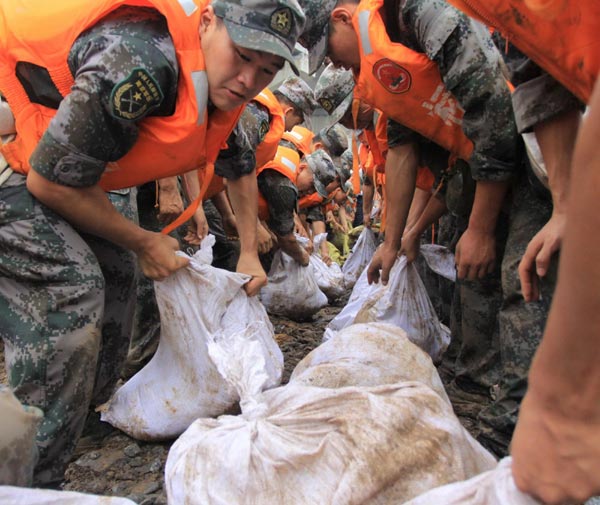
top-left (30, 7), bottom-right (178, 188)
top-left (403, 0), bottom-right (520, 182)
top-left (214, 101), bottom-right (267, 180)
top-left (493, 43), bottom-right (585, 134)
top-left (302, 204), bottom-right (325, 223)
top-left (257, 169), bottom-right (298, 236)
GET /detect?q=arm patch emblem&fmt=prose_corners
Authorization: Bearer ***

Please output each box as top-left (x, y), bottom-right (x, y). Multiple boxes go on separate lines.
top-left (111, 68), bottom-right (163, 121)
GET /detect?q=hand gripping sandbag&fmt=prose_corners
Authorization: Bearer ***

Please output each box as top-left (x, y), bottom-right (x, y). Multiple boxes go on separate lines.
top-left (165, 382), bottom-right (496, 505)
top-left (311, 233), bottom-right (346, 300)
top-left (325, 256), bottom-right (450, 363)
top-left (291, 323), bottom-right (449, 404)
top-left (260, 248), bottom-right (327, 321)
top-left (402, 457), bottom-right (541, 505)
top-left (342, 227), bottom-right (377, 289)
top-left (0, 487), bottom-right (137, 505)
top-left (100, 236), bottom-right (283, 440)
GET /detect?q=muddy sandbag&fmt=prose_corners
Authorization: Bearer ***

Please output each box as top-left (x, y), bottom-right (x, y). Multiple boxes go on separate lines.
top-left (325, 254), bottom-right (450, 363)
top-left (290, 323), bottom-right (449, 403)
top-left (0, 386), bottom-right (43, 486)
top-left (311, 233), bottom-right (346, 301)
top-left (100, 236), bottom-right (282, 440)
top-left (0, 487), bottom-right (137, 504)
top-left (260, 248), bottom-right (327, 321)
top-left (403, 457), bottom-right (540, 505)
top-left (165, 381), bottom-right (495, 505)
top-left (342, 227), bottom-right (377, 289)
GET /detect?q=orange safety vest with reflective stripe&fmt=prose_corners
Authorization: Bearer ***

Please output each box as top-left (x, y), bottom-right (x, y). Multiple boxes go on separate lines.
top-left (256, 145), bottom-right (300, 221)
top-left (447, 0), bottom-right (598, 104)
top-left (0, 0), bottom-right (243, 190)
top-left (282, 125), bottom-right (314, 156)
top-left (203, 88), bottom-right (286, 200)
top-left (353, 0), bottom-right (474, 161)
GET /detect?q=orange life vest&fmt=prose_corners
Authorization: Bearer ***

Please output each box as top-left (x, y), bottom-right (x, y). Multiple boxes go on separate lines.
top-left (282, 125), bottom-right (314, 156)
top-left (353, 0), bottom-right (474, 161)
top-left (298, 192), bottom-right (324, 210)
top-left (447, 0), bottom-right (599, 104)
top-left (256, 145), bottom-right (300, 221)
top-left (203, 87), bottom-right (286, 200)
top-left (0, 0), bottom-right (243, 190)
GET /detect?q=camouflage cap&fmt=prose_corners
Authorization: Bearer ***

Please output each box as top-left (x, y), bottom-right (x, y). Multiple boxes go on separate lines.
top-left (306, 148), bottom-right (337, 197)
top-left (339, 148), bottom-right (353, 187)
top-left (297, 0), bottom-right (337, 74)
top-left (213, 0), bottom-right (306, 75)
top-left (314, 62), bottom-right (354, 125)
top-left (319, 123), bottom-right (348, 157)
top-left (277, 76), bottom-right (318, 120)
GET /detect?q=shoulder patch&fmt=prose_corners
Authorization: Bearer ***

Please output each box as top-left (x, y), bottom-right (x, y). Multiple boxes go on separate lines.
top-left (372, 59), bottom-right (411, 94)
top-left (111, 68), bottom-right (163, 121)
top-left (258, 119), bottom-right (270, 143)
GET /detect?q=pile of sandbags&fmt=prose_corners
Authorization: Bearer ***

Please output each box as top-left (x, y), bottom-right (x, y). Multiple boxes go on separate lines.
top-left (165, 323), bottom-right (496, 504)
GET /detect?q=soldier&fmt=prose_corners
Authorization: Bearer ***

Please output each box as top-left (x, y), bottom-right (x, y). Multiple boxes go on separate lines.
top-left (0, 0), bottom-right (305, 486)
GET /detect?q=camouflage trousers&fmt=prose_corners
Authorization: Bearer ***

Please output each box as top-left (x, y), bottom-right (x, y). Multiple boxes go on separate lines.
top-left (444, 212), bottom-right (509, 394)
top-left (0, 173), bottom-right (138, 486)
top-left (477, 176), bottom-right (555, 456)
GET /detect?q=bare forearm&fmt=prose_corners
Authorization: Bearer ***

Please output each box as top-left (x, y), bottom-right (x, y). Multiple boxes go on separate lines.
top-left (409, 193), bottom-right (447, 236)
top-left (528, 84), bottom-right (600, 413)
top-left (227, 172), bottom-right (258, 254)
top-left (362, 182), bottom-right (375, 218)
top-left (534, 109), bottom-right (581, 213)
top-left (382, 143), bottom-right (419, 249)
top-left (468, 180), bottom-right (510, 233)
top-left (406, 187), bottom-right (432, 231)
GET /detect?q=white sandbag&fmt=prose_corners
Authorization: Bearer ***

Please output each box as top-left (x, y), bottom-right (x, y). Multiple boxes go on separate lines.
top-left (100, 236), bottom-right (282, 440)
top-left (0, 386), bottom-right (43, 486)
top-left (420, 244), bottom-right (456, 281)
top-left (290, 323), bottom-right (449, 404)
top-left (325, 256), bottom-right (450, 363)
top-left (0, 487), bottom-right (137, 505)
top-left (323, 266), bottom-right (379, 341)
top-left (260, 248), bottom-right (327, 320)
top-left (403, 457), bottom-right (540, 505)
top-left (342, 227), bottom-right (377, 288)
top-left (311, 233), bottom-right (346, 300)
top-left (165, 382), bottom-right (496, 505)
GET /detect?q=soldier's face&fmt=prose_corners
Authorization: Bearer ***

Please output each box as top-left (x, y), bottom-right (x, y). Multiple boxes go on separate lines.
top-left (295, 164), bottom-right (316, 195)
top-left (201, 12), bottom-right (285, 111)
top-left (327, 8), bottom-right (361, 72)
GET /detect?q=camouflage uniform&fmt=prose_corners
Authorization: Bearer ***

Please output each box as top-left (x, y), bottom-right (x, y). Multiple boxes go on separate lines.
top-left (475, 46), bottom-right (585, 456)
top-left (0, 0), bottom-right (306, 486)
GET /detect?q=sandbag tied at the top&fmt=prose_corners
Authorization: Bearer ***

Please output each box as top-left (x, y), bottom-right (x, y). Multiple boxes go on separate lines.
top-left (100, 235), bottom-right (282, 440)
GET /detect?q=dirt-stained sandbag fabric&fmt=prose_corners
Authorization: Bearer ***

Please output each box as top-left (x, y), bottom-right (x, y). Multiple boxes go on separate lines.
top-left (260, 245), bottom-right (328, 321)
top-left (402, 457), bottom-right (541, 505)
top-left (0, 487), bottom-right (137, 505)
top-left (325, 248), bottom-right (453, 362)
top-left (342, 227), bottom-right (377, 289)
top-left (290, 323), bottom-right (450, 403)
top-left (165, 382), bottom-right (495, 505)
top-left (100, 236), bottom-right (283, 440)
top-left (311, 232), bottom-right (345, 300)
top-left (0, 385), bottom-right (43, 487)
